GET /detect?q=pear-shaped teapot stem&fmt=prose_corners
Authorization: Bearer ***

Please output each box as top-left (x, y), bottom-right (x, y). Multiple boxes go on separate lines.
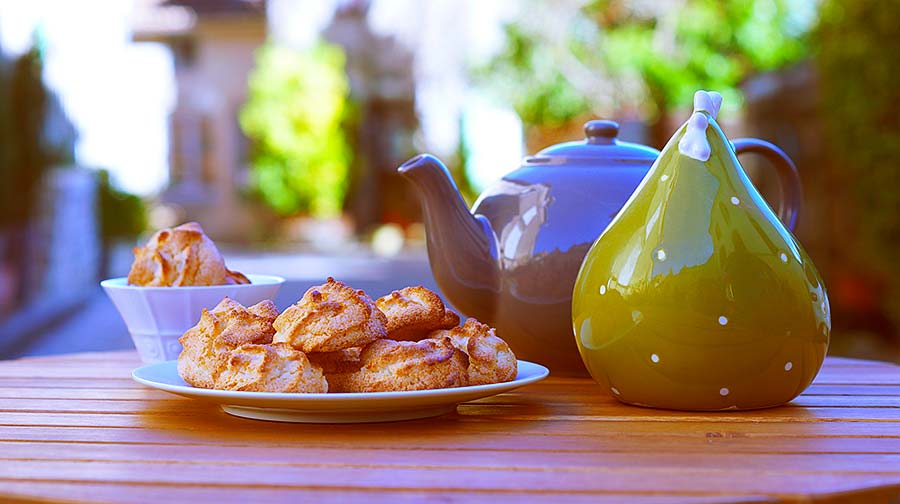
top-left (694, 90), bottom-right (722, 117)
top-left (678, 90), bottom-right (724, 162)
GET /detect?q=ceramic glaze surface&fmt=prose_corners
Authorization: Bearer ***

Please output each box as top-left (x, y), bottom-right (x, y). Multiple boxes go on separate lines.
top-left (101, 275), bottom-right (285, 363)
top-left (468, 157), bottom-right (660, 373)
top-left (572, 107), bottom-right (830, 410)
top-left (399, 123), bottom-right (659, 375)
top-left (402, 119), bottom-right (806, 377)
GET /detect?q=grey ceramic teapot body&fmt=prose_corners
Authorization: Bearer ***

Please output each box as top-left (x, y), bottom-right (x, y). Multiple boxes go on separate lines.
top-left (399, 120), bottom-right (801, 375)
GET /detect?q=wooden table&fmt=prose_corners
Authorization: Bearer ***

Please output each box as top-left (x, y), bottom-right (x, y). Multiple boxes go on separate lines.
top-left (0, 352), bottom-right (899, 503)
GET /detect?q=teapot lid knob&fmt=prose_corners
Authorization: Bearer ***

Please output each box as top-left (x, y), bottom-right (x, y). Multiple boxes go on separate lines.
top-left (584, 120), bottom-right (619, 144)
top-left (530, 118), bottom-right (658, 161)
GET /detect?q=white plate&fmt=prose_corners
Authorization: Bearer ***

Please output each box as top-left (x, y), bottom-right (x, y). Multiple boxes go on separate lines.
top-left (133, 360), bottom-right (549, 423)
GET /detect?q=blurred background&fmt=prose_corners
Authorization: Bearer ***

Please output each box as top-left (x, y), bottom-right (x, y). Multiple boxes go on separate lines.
top-left (0, 0), bottom-right (897, 361)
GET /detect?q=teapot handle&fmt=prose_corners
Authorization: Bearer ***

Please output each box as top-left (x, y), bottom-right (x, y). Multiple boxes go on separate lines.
top-left (732, 138), bottom-right (802, 231)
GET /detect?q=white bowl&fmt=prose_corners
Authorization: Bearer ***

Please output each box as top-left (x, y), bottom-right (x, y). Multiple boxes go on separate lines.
top-left (101, 274), bottom-right (285, 363)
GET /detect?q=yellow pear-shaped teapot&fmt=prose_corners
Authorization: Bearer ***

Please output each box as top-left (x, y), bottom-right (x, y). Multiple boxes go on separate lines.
top-left (572, 91), bottom-right (830, 411)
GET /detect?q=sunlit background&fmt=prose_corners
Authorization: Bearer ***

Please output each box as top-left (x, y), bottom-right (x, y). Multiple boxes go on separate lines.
top-left (0, 0), bottom-right (897, 362)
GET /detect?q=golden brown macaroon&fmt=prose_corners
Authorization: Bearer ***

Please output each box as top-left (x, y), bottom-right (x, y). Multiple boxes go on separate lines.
top-left (177, 297), bottom-right (278, 389)
top-left (326, 338), bottom-right (469, 392)
top-left (127, 222), bottom-right (250, 286)
top-left (434, 318), bottom-right (517, 385)
top-left (375, 286), bottom-right (460, 341)
top-left (225, 268), bottom-right (250, 285)
top-left (216, 342), bottom-right (328, 393)
top-left (307, 347), bottom-right (363, 375)
top-left (272, 278), bottom-right (387, 353)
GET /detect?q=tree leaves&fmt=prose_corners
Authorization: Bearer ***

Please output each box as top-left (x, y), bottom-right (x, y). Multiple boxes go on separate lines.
top-left (479, 0), bottom-right (808, 127)
top-left (239, 42), bottom-right (351, 218)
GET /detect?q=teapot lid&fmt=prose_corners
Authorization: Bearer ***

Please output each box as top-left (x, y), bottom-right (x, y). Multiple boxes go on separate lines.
top-left (527, 120), bottom-right (659, 164)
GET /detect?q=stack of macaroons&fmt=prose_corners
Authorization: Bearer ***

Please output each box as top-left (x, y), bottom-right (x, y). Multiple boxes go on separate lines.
top-left (177, 278), bottom-right (518, 393)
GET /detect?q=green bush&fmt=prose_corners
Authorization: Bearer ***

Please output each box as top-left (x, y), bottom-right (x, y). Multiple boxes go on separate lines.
top-left (240, 42), bottom-right (352, 218)
top-left (0, 42), bottom-right (75, 229)
top-left (97, 170), bottom-right (146, 240)
top-left (480, 0), bottom-right (807, 129)
top-left (814, 0), bottom-right (900, 313)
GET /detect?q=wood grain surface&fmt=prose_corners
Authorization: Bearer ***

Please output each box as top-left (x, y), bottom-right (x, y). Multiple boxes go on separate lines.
top-left (0, 352), bottom-right (898, 503)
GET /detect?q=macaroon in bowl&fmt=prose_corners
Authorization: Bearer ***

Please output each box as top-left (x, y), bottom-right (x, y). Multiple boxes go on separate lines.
top-left (102, 222), bottom-right (285, 363)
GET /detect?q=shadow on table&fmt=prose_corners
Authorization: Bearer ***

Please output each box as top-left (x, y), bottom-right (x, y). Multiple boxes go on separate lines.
top-left (133, 396), bottom-right (552, 446)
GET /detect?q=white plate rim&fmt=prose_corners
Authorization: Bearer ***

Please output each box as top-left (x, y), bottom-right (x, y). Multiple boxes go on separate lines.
top-left (132, 359), bottom-right (549, 403)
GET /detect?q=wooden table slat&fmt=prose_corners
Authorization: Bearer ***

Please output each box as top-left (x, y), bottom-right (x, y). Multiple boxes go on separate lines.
top-left (4, 441), bottom-right (900, 473)
top-left (0, 481), bottom-right (778, 504)
top-left (0, 352), bottom-right (898, 504)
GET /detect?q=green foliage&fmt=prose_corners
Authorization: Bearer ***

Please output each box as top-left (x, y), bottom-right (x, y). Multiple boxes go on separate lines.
top-left (480, 0), bottom-right (808, 127)
top-left (599, 0), bottom-right (806, 110)
top-left (97, 170), bottom-right (146, 240)
top-left (0, 42), bottom-right (76, 228)
top-left (240, 42), bottom-right (352, 218)
top-left (480, 23), bottom-right (593, 127)
top-left (814, 1), bottom-right (900, 279)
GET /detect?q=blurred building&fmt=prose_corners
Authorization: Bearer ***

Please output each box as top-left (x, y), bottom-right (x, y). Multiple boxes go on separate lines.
top-left (132, 0), bottom-right (266, 240)
top-left (131, 0), bottom-right (426, 238)
top-left (323, 0), bottom-right (420, 230)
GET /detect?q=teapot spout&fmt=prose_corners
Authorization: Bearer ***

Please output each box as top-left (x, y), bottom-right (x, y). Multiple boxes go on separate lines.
top-left (398, 154), bottom-right (499, 320)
